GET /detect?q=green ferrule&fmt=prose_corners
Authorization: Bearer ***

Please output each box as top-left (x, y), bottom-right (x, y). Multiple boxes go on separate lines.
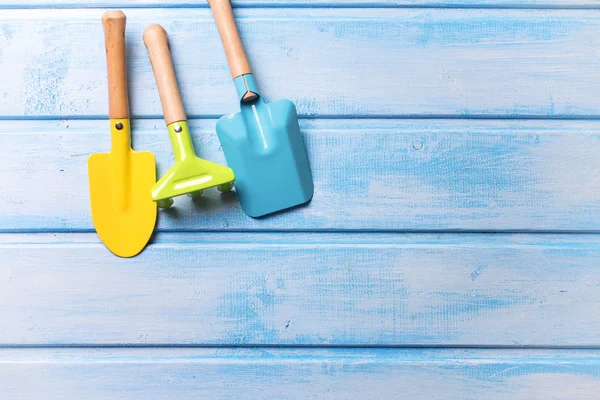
top-left (167, 121), bottom-right (194, 162)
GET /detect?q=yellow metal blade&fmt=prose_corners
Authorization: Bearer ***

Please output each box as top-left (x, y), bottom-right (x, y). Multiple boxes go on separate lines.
top-left (88, 120), bottom-right (157, 258)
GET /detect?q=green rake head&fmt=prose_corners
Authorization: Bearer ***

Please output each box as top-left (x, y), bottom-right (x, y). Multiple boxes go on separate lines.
top-left (151, 121), bottom-right (235, 209)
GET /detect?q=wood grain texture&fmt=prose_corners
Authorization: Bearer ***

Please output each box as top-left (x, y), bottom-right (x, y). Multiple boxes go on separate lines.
top-left (102, 10), bottom-right (130, 119)
top-left (1, 1), bottom-right (600, 8)
top-left (143, 24), bottom-right (187, 125)
top-left (1, 348), bottom-right (600, 399)
top-left (3, 9), bottom-right (600, 118)
top-left (2, 232), bottom-right (600, 346)
top-left (209, 0), bottom-right (254, 79)
top-left (2, 119), bottom-right (600, 232)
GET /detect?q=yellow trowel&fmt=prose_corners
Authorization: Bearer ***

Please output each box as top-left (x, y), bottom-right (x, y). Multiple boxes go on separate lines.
top-left (88, 10), bottom-right (157, 257)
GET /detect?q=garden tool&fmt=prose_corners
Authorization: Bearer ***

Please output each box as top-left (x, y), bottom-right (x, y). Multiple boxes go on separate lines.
top-left (143, 24), bottom-right (235, 209)
top-left (208, 0), bottom-right (314, 218)
top-left (88, 10), bottom-right (157, 258)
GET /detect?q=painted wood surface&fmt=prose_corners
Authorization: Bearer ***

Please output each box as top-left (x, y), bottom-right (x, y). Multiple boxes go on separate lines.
top-left (3, 119), bottom-right (600, 232)
top-left (2, 348), bottom-right (600, 400)
top-left (3, 232), bottom-right (600, 346)
top-left (2, 0), bottom-right (600, 8)
top-left (2, 0), bottom-right (599, 397)
top-left (2, 9), bottom-right (600, 118)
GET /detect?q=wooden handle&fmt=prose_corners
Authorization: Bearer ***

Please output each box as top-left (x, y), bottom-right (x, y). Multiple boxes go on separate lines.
top-left (208, 0), bottom-right (252, 79)
top-left (143, 24), bottom-right (186, 125)
top-left (102, 10), bottom-right (129, 119)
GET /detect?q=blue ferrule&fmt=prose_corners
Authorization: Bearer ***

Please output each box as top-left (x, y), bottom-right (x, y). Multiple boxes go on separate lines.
top-left (233, 74), bottom-right (260, 102)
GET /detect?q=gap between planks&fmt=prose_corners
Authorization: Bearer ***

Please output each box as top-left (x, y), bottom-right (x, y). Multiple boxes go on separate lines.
top-left (1, 347), bottom-right (600, 360)
top-left (3, 231), bottom-right (600, 246)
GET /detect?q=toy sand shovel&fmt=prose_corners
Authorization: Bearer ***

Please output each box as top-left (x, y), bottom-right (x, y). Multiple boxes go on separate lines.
top-left (88, 11), bottom-right (157, 258)
top-left (209, 0), bottom-right (314, 217)
top-left (143, 24), bottom-right (235, 209)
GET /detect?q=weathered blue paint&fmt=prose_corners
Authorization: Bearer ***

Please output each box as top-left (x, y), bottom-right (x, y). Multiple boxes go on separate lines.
top-left (0, 0), bottom-right (600, 9)
top-left (2, 0), bottom-right (600, 8)
top-left (2, 348), bottom-right (600, 399)
top-left (1, 232), bottom-right (600, 346)
top-left (2, 119), bottom-right (600, 231)
top-left (1, 1), bottom-right (599, 397)
top-left (1, 9), bottom-right (600, 118)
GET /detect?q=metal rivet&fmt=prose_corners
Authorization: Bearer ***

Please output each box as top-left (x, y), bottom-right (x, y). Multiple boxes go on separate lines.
top-left (115, 122), bottom-right (124, 130)
top-left (174, 124), bottom-right (182, 133)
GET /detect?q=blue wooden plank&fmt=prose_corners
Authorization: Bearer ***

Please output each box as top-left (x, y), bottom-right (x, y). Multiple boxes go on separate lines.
top-left (1, 1), bottom-right (599, 8)
top-left (1, 348), bottom-right (599, 399)
top-left (2, 232), bottom-right (600, 346)
top-left (2, 9), bottom-right (600, 118)
top-left (2, 119), bottom-right (600, 232)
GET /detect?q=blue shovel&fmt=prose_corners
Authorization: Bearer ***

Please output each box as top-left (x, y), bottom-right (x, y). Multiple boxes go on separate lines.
top-left (209, 0), bottom-right (314, 218)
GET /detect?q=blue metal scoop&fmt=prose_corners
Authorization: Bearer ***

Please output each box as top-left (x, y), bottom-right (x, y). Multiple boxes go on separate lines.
top-left (209, 0), bottom-right (314, 218)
